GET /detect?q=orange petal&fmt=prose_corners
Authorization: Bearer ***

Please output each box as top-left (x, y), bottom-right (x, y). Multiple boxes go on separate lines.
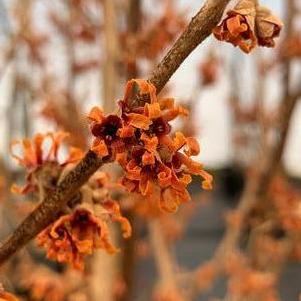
top-left (227, 15), bottom-right (248, 37)
top-left (158, 166), bottom-right (172, 188)
top-left (49, 131), bottom-right (69, 159)
top-left (126, 159), bottom-right (142, 180)
top-left (173, 132), bottom-right (186, 150)
top-left (145, 102), bottom-right (161, 119)
top-left (127, 113), bottom-right (152, 130)
top-left (184, 137), bottom-right (200, 156)
top-left (117, 125), bottom-right (135, 138)
top-left (141, 133), bottom-right (158, 153)
top-left (159, 98), bottom-right (175, 110)
top-left (22, 139), bottom-right (37, 167)
top-left (88, 106), bottom-right (104, 122)
top-left (142, 151), bottom-right (155, 166)
top-left (115, 152), bottom-right (128, 167)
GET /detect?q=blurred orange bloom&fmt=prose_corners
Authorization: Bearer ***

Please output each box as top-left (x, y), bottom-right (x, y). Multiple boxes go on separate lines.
top-left (10, 132), bottom-right (83, 195)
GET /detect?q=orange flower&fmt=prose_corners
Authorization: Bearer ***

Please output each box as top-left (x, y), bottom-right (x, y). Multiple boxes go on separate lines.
top-left (102, 200), bottom-right (132, 238)
top-left (37, 208), bottom-right (118, 270)
top-left (214, 0), bottom-right (282, 53)
top-left (213, 0), bottom-right (257, 53)
top-left (89, 79), bottom-right (212, 213)
top-left (10, 132), bottom-right (83, 195)
top-left (10, 132), bottom-right (82, 169)
top-left (23, 269), bottom-right (64, 301)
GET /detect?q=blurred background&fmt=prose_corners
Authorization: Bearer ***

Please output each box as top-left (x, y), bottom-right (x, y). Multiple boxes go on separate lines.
top-left (0, 0), bottom-right (300, 300)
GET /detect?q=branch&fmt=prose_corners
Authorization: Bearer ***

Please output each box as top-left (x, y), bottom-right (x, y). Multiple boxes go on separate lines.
top-left (0, 0), bottom-right (231, 265)
top-left (149, 0), bottom-right (230, 93)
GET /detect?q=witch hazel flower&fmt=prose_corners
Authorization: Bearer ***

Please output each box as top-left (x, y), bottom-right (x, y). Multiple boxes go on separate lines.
top-left (37, 172), bottom-right (131, 270)
top-left (213, 0), bottom-right (283, 53)
top-left (10, 132), bottom-right (83, 195)
top-left (88, 79), bottom-right (212, 213)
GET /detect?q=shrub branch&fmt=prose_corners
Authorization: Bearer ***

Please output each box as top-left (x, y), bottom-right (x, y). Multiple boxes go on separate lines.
top-left (0, 0), bottom-right (231, 265)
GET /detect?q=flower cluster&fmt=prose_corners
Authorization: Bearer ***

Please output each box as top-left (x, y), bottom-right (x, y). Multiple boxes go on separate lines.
top-left (37, 172), bottom-right (131, 270)
top-left (88, 79), bottom-right (213, 213)
top-left (22, 268), bottom-right (64, 301)
top-left (224, 252), bottom-right (278, 301)
top-left (213, 0), bottom-right (283, 53)
top-left (10, 132), bottom-right (83, 195)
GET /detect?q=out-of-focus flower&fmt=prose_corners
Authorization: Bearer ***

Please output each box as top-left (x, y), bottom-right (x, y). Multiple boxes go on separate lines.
top-left (198, 53), bottom-right (219, 86)
top-left (228, 269), bottom-right (276, 300)
top-left (88, 79), bottom-right (212, 213)
top-left (72, 59), bottom-right (100, 75)
top-left (22, 268), bottom-right (64, 301)
top-left (10, 132), bottom-right (82, 170)
top-left (195, 261), bottom-right (218, 292)
top-left (224, 251), bottom-right (278, 301)
top-left (213, 0), bottom-right (282, 53)
top-left (10, 132), bottom-right (83, 195)
top-left (138, 2), bottom-right (186, 61)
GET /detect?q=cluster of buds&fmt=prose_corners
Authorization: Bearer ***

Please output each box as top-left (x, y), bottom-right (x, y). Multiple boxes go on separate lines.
top-left (213, 0), bottom-right (283, 53)
top-left (88, 79), bottom-right (213, 213)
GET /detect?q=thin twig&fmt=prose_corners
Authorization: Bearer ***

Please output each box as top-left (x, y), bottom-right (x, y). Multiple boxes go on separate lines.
top-left (149, 0), bottom-right (230, 93)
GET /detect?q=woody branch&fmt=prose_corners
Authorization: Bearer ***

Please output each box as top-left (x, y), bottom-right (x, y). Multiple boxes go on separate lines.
top-left (0, 0), bottom-right (231, 265)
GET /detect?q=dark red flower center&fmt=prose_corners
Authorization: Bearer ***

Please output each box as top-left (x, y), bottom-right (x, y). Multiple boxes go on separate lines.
top-left (150, 117), bottom-right (171, 135)
top-left (91, 115), bottom-right (122, 143)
